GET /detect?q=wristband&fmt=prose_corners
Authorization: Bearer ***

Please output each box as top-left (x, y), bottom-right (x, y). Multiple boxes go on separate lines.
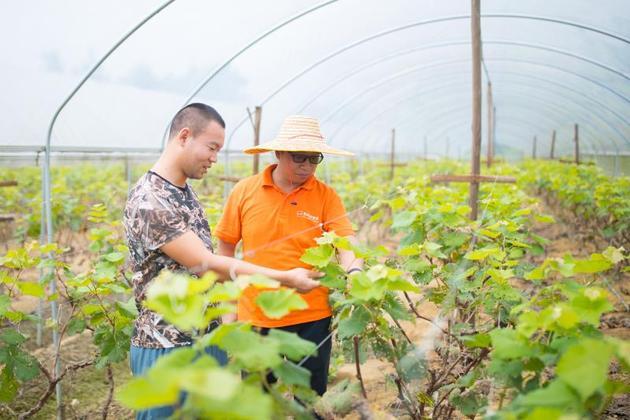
top-left (347, 268), bottom-right (363, 274)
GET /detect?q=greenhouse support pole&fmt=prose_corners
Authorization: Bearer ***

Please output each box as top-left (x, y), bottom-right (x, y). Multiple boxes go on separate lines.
top-left (550, 130), bottom-right (556, 159)
top-left (574, 124), bottom-right (580, 164)
top-left (423, 136), bottom-right (428, 160)
top-left (390, 128), bottom-right (396, 178)
top-left (486, 82), bottom-right (493, 168)
top-left (532, 136), bottom-right (537, 159)
top-left (41, 3), bottom-right (176, 416)
top-left (252, 106), bottom-right (262, 175)
top-left (470, 0), bottom-right (482, 221)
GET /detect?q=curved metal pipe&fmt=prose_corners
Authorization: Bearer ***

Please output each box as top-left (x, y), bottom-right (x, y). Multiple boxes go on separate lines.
top-left (297, 40), bottom-right (630, 123)
top-left (329, 75), bottom-right (624, 156)
top-left (42, 1), bottom-right (176, 416)
top-left (159, 0), bottom-right (339, 149)
top-left (326, 74), bottom-right (624, 152)
top-left (359, 98), bottom-right (606, 156)
top-left (223, 14), bottom-right (629, 153)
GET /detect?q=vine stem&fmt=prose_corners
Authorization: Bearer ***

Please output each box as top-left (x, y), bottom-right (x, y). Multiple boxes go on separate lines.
top-left (353, 336), bottom-right (368, 398)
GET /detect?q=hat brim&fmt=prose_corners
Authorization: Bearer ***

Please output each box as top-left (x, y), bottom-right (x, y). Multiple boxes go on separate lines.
top-left (243, 138), bottom-right (354, 156)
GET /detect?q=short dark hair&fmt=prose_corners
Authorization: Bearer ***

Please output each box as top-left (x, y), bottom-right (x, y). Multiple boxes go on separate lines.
top-left (168, 103), bottom-right (225, 140)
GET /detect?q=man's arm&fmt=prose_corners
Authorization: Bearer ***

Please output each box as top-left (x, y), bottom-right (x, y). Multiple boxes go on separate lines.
top-left (161, 231), bottom-right (321, 292)
top-left (337, 235), bottom-right (364, 272)
top-left (217, 239), bottom-right (237, 258)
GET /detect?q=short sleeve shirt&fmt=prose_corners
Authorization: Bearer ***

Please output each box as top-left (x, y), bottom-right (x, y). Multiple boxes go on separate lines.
top-left (214, 164), bottom-right (354, 328)
top-left (123, 171), bottom-right (215, 348)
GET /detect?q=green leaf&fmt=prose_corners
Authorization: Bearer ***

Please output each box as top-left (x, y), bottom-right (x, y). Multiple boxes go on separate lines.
top-left (465, 247), bottom-right (500, 261)
top-left (0, 295), bottom-right (10, 316)
top-left (300, 244), bottom-right (334, 268)
top-left (337, 305), bottom-right (370, 339)
top-left (517, 380), bottom-right (580, 408)
top-left (0, 368), bottom-right (18, 403)
top-left (255, 289), bottom-right (308, 319)
top-left (556, 338), bottom-right (613, 401)
top-left (534, 214), bottom-right (555, 223)
top-left (319, 264), bottom-right (346, 289)
top-left (207, 326), bottom-right (282, 371)
top-left (489, 328), bottom-right (534, 359)
top-left (104, 252), bottom-right (125, 263)
top-left (18, 282), bottom-right (45, 298)
top-left (116, 376), bottom-right (181, 409)
top-left (0, 329), bottom-right (27, 345)
top-left (572, 254), bottom-right (612, 274)
top-left (182, 368), bottom-right (240, 401)
top-left (268, 329), bottom-right (316, 360)
top-left (13, 351), bottom-right (40, 381)
top-left (273, 360), bottom-right (311, 388)
top-left (391, 211), bottom-right (417, 229)
top-left (602, 246), bottom-right (625, 264)
top-left (349, 272), bottom-right (387, 301)
top-left (461, 333), bottom-right (491, 348)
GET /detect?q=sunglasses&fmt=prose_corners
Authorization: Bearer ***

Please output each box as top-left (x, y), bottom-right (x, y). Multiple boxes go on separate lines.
top-left (288, 152), bottom-right (324, 165)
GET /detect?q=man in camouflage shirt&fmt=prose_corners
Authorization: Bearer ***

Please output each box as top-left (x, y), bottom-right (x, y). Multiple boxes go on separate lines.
top-left (123, 103), bottom-right (321, 420)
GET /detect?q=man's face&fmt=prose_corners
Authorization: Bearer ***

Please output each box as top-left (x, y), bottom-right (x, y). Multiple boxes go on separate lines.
top-left (276, 151), bottom-right (322, 185)
top-left (182, 120), bottom-right (225, 180)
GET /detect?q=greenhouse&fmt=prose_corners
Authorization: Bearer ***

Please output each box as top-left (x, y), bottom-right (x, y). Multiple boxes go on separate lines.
top-left (0, 0), bottom-right (628, 419)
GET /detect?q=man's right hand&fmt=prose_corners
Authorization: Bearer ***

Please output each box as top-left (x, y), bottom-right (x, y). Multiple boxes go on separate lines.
top-left (284, 268), bottom-right (322, 293)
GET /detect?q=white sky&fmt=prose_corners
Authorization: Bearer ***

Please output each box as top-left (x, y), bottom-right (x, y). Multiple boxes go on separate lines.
top-left (1, 0), bottom-right (628, 157)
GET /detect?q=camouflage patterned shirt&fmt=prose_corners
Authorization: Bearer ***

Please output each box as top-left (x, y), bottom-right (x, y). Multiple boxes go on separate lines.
top-left (123, 171), bottom-right (216, 348)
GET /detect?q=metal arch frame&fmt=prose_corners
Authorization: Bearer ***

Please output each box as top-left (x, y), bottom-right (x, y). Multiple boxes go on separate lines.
top-left (40, 1), bottom-right (176, 417)
top-left (319, 57), bottom-right (628, 134)
top-left (365, 107), bottom-right (598, 158)
top-left (313, 57), bottom-right (628, 150)
top-left (159, 0), bottom-right (339, 149)
top-left (315, 60), bottom-right (624, 152)
top-left (296, 40), bottom-right (630, 125)
top-left (221, 14), bottom-right (629, 154)
top-left (324, 70), bottom-right (626, 152)
top-left (337, 80), bottom-right (619, 157)
top-left (357, 96), bottom-right (607, 156)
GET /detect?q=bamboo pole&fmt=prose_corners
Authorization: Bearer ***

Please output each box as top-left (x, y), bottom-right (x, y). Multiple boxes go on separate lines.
top-left (486, 82), bottom-right (493, 168)
top-left (574, 123), bottom-right (580, 164)
top-left (550, 130), bottom-right (556, 159)
top-left (390, 128), bottom-right (396, 178)
top-left (532, 136), bottom-right (537, 159)
top-left (470, 0), bottom-right (482, 221)
top-left (252, 106), bottom-right (262, 175)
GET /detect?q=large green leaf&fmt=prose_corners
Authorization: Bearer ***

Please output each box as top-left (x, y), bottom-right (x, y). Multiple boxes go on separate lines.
top-left (273, 360), bottom-right (311, 388)
top-left (391, 211), bottom-right (417, 229)
top-left (268, 329), bottom-right (316, 360)
top-left (300, 244), bottom-right (334, 268)
top-left (256, 289), bottom-right (308, 319)
top-left (489, 328), bottom-right (535, 359)
top-left (556, 338), bottom-right (613, 401)
top-left (337, 305), bottom-right (370, 339)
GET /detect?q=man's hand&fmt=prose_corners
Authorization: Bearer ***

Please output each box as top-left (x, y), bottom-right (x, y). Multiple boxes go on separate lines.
top-left (284, 268), bottom-right (323, 293)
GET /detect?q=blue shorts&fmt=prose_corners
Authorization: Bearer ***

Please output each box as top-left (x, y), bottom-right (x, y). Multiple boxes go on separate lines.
top-left (130, 344), bottom-right (228, 420)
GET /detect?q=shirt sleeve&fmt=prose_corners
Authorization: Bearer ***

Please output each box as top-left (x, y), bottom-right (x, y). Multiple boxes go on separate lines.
top-left (323, 188), bottom-right (355, 237)
top-left (214, 183), bottom-right (243, 244)
top-left (135, 189), bottom-right (188, 251)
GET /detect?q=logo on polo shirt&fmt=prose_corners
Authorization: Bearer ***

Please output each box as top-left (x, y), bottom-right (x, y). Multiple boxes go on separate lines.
top-left (297, 210), bottom-right (320, 224)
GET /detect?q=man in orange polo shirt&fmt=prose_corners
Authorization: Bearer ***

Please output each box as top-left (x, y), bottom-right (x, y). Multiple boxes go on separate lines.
top-left (215, 115), bottom-right (362, 396)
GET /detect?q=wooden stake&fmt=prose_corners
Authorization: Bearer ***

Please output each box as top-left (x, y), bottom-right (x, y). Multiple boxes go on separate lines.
top-left (470, 0), bottom-right (482, 221)
top-left (353, 336), bottom-right (368, 398)
top-left (390, 128), bottom-right (396, 178)
top-left (0, 181), bottom-right (17, 187)
top-left (532, 136), bottom-right (537, 159)
top-left (486, 82), bottom-right (493, 168)
top-left (252, 106), bottom-right (262, 175)
top-left (550, 130), bottom-right (556, 160)
top-left (574, 123), bottom-right (580, 165)
top-left (423, 136), bottom-right (428, 160)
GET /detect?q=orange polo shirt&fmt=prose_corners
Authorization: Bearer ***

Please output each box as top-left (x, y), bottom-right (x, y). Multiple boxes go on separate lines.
top-left (214, 164), bottom-right (354, 328)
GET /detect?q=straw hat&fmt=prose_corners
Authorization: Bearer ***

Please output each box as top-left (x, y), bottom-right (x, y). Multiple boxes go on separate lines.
top-left (243, 115), bottom-right (354, 156)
